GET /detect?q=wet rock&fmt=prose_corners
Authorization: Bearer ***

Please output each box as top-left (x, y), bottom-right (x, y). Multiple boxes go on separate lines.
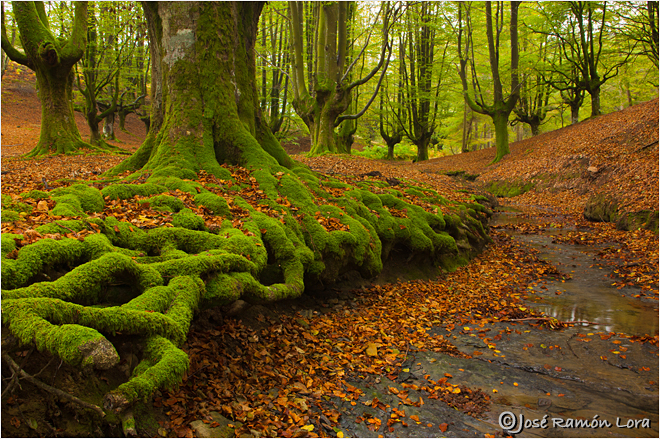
top-left (583, 193), bottom-right (618, 223)
top-left (190, 412), bottom-right (242, 438)
top-left (615, 209), bottom-right (659, 232)
top-left (224, 300), bottom-right (249, 316)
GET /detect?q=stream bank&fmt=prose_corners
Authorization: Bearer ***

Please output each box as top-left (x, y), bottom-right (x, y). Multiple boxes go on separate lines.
top-left (317, 206), bottom-right (658, 438)
top-left (2, 204), bottom-right (657, 438)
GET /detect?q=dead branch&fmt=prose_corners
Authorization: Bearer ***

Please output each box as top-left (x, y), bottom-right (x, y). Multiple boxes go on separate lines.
top-left (2, 353), bottom-right (106, 418)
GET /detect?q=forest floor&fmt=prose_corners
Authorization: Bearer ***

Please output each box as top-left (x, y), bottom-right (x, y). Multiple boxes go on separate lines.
top-left (1, 67), bottom-right (658, 438)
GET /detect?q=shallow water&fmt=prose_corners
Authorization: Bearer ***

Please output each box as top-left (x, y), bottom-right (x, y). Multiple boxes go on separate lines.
top-left (494, 212), bottom-right (659, 336)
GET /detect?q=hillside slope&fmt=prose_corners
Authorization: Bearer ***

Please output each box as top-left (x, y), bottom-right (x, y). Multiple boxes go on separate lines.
top-left (417, 99), bottom-right (659, 227)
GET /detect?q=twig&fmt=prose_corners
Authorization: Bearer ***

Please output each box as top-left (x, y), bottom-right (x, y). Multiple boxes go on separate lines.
top-left (507, 317), bottom-right (598, 325)
top-left (2, 354), bottom-right (106, 418)
top-left (636, 139), bottom-right (658, 152)
top-left (54, 221), bottom-right (78, 236)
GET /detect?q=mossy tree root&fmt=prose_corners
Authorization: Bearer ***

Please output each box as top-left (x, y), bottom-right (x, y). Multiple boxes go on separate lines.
top-left (2, 152), bottom-right (491, 416)
top-left (103, 336), bottom-right (188, 413)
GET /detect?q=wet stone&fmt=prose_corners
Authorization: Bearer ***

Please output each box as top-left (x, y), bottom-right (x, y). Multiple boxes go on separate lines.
top-left (190, 412), bottom-right (242, 438)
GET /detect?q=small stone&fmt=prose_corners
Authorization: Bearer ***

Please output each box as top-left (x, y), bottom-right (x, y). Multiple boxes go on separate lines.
top-left (538, 398), bottom-right (552, 408)
top-left (224, 300), bottom-right (249, 316)
top-left (587, 166), bottom-right (599, 173)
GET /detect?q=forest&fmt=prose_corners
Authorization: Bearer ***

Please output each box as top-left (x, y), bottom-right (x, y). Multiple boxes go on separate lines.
top-left (1, 1), bottom-right (658, 438)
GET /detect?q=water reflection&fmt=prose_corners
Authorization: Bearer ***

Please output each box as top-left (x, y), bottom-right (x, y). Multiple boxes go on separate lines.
top-left (497, 215), bottom-right (659, 336)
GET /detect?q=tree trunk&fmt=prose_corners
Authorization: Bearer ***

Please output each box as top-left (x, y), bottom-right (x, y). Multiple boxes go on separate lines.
top-left (30, 68), bottom-right (92, 156)
top-left (416, 137), bottom-right (430, 162)
top-left (571, 102), bottom-right (580, 125)
top-left (530, 120), bottom-right (540, 136)
top-left (103, 112), bottom-right (116, 140)
top-left (110, 2), bottom-right (293, 178)
top-left (492, 111), bottom-right (510, 162)
top-left (589, 87), bottom-right (601, 117)
top-left (2, 2), bottom-right (93, 156)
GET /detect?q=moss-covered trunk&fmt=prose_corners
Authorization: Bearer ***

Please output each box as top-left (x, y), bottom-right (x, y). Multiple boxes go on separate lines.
top-left (492, 110), bottom-right (511, 163)
top-left (1, 2), bottom-right (95, 157)
top-left (28, 67), bottom-right (90, 156)
top-left (112, 2), bottom-right (293, 178)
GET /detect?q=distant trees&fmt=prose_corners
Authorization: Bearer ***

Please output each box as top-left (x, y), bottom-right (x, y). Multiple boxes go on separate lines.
top-left (1, 1), bottom-right (94, 156)
top-left (257, 2), bottom-right (291, 137)
top-left (288, 1), bottom-right (394, 155)
top-left (458, 1), bottom-right (521, 163)
top-left (3, 1), bottom-right (656, 158)
top-left (538, 2), bottom-right (638, 119)
top-left (77, 2), bottom-right (147, 145)
top-left (397, 2), bottom-right (450, 162)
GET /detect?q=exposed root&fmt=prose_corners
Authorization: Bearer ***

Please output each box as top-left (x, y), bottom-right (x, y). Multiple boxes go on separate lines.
top-left (2, 353), bottom-right (106, 418)
top-left (2, 154), bottom-right (493, 415)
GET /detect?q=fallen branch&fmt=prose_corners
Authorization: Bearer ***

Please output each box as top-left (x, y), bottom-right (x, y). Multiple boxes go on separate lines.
top-left (636, 139), bottom-right (658, 152)
top-left (2, 353), bottom-right (106, 418)
top-left (54, 221), bottom-right (79, 236)
top-left (507, 317), bottom-right (599, 325)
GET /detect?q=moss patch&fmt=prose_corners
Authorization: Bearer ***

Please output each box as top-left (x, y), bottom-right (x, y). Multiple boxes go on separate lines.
top-left (486, 180), bottom-right (534, 198)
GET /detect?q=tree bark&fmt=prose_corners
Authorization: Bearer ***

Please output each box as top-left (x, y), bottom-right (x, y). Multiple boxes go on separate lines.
top-left (110, 1), bottom-right (294, 178)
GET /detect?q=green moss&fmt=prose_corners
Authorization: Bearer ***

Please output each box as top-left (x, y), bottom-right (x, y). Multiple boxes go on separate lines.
top-left (108, 336), bottom-right (189, 409)
top-left (51, 194), bottom-right (86, 217)
top-left (194, 193), bottom-right (230, 217)
top-left (51, 184), bottom-right (104, 212)
top-left (20, 189), bottom-right (50, 200)
top-left (2, 196), bottom-right (32, 214)
top-left (150, 165), bottom-right (198, 181)
top-left (444, 170), bottom-right (479, 181)
top-left (140, 195), bottom-right (185, 213)
top-left (35, 218), bottom-right (103, 235)
top-left (102, 183), bottom-right (168, 201)
top-left (149, 176), bottom-right (203, 194)
top-left (172, 209), bottom-right (206, 231)
top-left (1, 209), bottom-right (21, 222)
top-left (1, 233), bottom-right (21, 256)
top-left (486, 180), bottom-right (534, 198)
top-left (405, 188), bottom-right (426, 198)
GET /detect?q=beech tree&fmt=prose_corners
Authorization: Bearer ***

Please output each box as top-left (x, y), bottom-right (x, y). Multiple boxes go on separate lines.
top-left (538, 2), bottom-right (636, 118)
top-left (0, 1), bottom-right (97, 156)
top-left (288, 1), bottom-right (394, 155)
top-left (399, 2), bottom-right (450, 162)
top-left (458, 1), bottom-right (521, 163)
top-left (3, 1), bottom-right (490, 418)
top-left (513, 32), bottom-right (553, 135)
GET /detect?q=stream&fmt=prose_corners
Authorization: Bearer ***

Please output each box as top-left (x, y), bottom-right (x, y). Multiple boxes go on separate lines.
top-left (333, 208), bottom-right (659, 438)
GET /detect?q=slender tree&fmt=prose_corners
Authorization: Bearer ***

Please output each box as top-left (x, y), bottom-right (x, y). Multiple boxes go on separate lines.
top-left (458, 1), bottom-right (521, 163)
top-left (1, 1), bottom-right (96, 156)
top-left (288, 1), bottom-right (394, 155)
top-left (513, 33), bottom-right (552, 135)
top-left (538, 2), bottom-right (636, 117)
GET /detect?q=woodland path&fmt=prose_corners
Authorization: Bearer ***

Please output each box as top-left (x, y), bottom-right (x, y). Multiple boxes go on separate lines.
top-left (1, 68), bottom-right (658, 438)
